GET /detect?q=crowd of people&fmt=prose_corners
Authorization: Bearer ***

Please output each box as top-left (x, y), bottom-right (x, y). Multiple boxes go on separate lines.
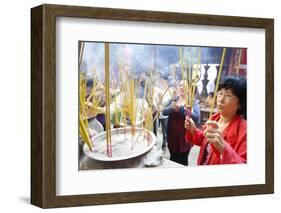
top-left (87, 74), bottom-right (247, 167)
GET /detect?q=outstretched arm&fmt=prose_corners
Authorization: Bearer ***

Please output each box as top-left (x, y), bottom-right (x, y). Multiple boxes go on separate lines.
top-left (162, 98), bottom-right (178, 116)
top-left (178, 101), bottom-right (200, 123)
top-left (184, 117), bottom-right (205, 146)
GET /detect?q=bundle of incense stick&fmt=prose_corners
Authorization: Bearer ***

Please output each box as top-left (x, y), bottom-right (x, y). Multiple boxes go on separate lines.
top-left (112, 77), bottom-right (120, 128)
top-left (118, 58), bottom-right (141, 140)
top-left (186, 48), bottom-right (191, 107)
top-left (79, 114), bottom-right (93, 151)
top-left (104, 43), bottom-right (112, 157)
top-left (80, 76), bottom-right (87, 124)
top-left (136, 106), bottom-right (153, 144)
top-left (129, 78), bottom-right (136, 130)
top-left (85, 79), bottom-right (104, 118)
top-left (135, 78), bottom-right (155, 145)
top-left (209, 48), bottom-right (226, 119)
top-left (119, 68), bottom-right (128, 140)
top-left (118, 63), bottom-right (129, 139)
top-left (138, 79), bottom-right (148, 134)
top-left (179, 47), bottom-right (185, 83)
top-left (188, 48), bottom-right (193, 106)
top-left (190, 48), bottom-right (201, 109)
top-left (152, 85), bottom-right (170, 123)
top-left (79, 73), bottom-right (93, 151)
top-left (179, 47), bottom-right (190, 107)
top-left (78, 42), bottom-right (93, 150)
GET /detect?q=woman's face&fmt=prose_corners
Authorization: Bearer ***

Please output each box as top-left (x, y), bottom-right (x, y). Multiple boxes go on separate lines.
top-left (216, 88), bottom-right (240, 117)
top-left (178, 80), bottom-right (187, 97)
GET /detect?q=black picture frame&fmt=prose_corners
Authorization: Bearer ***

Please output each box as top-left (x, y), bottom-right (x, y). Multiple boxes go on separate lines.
top-left (31, 4), bottom-right (274, 208)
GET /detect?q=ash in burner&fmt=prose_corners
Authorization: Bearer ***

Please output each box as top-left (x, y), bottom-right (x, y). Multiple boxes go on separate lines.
top-left (83, 127), bottom-right (156, 161)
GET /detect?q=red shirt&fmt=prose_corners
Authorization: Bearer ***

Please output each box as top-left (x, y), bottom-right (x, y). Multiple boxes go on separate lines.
top-left (185, 113), bottom-right (247, 165)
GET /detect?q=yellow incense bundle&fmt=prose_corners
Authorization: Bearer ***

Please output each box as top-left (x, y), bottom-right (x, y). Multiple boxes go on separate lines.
top-left (190, 48), bottom-right (201, 109)
top-left (179, 47), bottom-right (185, 82)
top-left (79, 73), bottom-right (90, 129)
top-left (79, 115), bottom-right (93, 151)
top-left (209, 48), bottom-right (226, 119)
top-left (129, 79), bottom-right (135, 125)
top-left (152, 85), bottom-right (170, 123)
top-left (104, 43), bottom-right (112, 157)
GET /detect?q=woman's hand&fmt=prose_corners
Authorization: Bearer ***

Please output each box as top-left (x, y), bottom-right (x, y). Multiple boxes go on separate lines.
top-left (184, 104), bottom-right (191, 110)
top-left (184, 116), bottom-right (196, 136)
top-left (204, 121), bottom-right (224, 154)
top-left (157, 105), bottom-right (163, 112)
top-left (183, 104), bottom-right (192, 117)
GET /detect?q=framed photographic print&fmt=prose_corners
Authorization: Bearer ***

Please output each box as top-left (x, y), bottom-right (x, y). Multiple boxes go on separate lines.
top-left (31, 4), bottom-right (274, 208)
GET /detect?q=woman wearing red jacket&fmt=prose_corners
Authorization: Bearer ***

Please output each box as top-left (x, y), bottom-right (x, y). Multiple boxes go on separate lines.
top-left (184, 76), bottom-right (247, 165)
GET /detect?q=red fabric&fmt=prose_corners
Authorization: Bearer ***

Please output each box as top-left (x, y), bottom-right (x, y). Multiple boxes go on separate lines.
top-left (225, 49), bottom-right (247, 77)
top-left (241, 48), bottom-right (247, 65)
top-left (167, 111), bottom-right (192, 153)
top-left (185, 113), bottom-right (247, 165)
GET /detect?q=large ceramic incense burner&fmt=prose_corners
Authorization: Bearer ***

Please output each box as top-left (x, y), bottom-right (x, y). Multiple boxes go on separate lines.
top-left (83, 127), bottom-right (156, 161)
